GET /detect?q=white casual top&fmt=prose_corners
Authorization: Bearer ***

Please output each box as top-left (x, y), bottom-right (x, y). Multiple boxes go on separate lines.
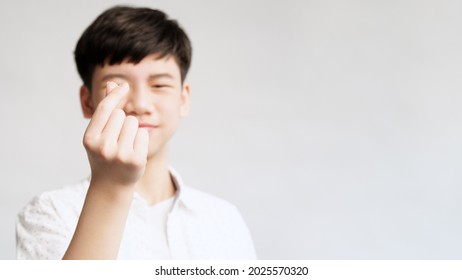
top-left (138, 196), bottom-right (175, 259)
top-left (16, 168), bottom-right (257, 260)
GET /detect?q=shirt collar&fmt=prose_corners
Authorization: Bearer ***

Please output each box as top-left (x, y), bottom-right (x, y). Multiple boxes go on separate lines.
top-left (169, 166), bottom-right (195, 212)
top-left (130, 166), bottom-right (194, 211)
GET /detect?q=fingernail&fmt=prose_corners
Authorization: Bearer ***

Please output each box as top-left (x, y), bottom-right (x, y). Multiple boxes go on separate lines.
top-left (105, 81), bottom-right (119, 95)
top-left (107, 81), bottom-right (118, 87)
top-left (120, 82), bottom-right (129, 90)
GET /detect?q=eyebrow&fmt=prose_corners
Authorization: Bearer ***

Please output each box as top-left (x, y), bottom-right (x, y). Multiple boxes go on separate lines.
top-left (101, 73), bottom-right (175, 82)
top-left (148, 73), bottom-right (175, 80)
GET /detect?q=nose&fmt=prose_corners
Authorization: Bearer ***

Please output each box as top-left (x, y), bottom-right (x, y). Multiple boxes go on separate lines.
top-left (123, 85), bottom-right (154, 116)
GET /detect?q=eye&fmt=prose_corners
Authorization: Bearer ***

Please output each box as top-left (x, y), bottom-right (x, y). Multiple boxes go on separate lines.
top-left (151, 84), bottom-right (167, 88)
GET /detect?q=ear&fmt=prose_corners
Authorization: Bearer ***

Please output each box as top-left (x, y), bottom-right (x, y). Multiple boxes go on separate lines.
top-left (80, 85), bottom-right (94, 119)
top-left (180, 82), bottom-right (191, 118)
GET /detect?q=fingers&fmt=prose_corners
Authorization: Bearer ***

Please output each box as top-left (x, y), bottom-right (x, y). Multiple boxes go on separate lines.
top-left (117, 116), bottom-right (139, 153)
top-left (100, 116), bottom-right (148, 166)
top-left (134, 128), bottom-right (149, 161)
top-left (82, 81), bottom-right (150, 187)
top-left (118, 117), bottom-right (149, 165)
top-left (99, 109), bottom-right (126, 152)
top-left (85, 82), bottom-right (130, 138)
top-left (86, 112), bottom-right (148, 164)
top-left (106, 81), bottom-right (118, 95)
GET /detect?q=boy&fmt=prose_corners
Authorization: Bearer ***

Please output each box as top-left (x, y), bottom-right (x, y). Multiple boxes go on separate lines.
top-left (16, 5), bottom-right (256, 260)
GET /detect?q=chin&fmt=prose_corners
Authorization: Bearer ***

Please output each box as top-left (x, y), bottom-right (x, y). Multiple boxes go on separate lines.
top-left (146, 141), bottom-right (168, 160)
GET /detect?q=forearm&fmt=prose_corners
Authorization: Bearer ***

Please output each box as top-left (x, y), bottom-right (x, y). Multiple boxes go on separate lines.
top-left (63, 82), bottom-right (147, 259)
top-left (63, 183), bottom-right (134, 259)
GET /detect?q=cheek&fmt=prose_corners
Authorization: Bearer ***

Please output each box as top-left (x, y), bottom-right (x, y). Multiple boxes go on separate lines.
top-left (151, 100), bottom-right (182, 143)
top-left (161, 110), bottom-right (181, 133)
top-left (156, 99), bottom-right (183, 140)
top-left (157, 96), bottom-right (183, 120)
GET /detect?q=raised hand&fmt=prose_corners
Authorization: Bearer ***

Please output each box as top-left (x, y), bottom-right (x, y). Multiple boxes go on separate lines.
top-left (83, 81), bottom-right (149, 187)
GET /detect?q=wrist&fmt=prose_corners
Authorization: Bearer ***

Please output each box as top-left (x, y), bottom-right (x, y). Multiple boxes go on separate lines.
top-left (88, 178), bottom-right (136, 204)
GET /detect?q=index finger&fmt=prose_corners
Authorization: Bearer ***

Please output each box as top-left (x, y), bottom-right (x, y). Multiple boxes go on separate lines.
top-left (86, 82), bottom-right (130, 136)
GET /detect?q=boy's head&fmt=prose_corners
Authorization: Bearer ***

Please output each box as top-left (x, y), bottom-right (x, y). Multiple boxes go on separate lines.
top-left (75, 6), bottom-right (193, 158)
top-left (75, 6), bottom-right (192, 89)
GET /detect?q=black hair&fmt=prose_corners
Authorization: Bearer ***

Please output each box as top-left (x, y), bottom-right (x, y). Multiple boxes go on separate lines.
top-left (74, 6), bottom-right (192, 88)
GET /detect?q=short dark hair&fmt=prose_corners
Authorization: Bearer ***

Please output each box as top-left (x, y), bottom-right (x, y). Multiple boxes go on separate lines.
top-left (74, 6), bottom-right (192, 88)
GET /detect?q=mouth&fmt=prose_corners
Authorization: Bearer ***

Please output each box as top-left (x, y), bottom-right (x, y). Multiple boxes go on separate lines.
top-left (138, 123), bottom-right (158, 132)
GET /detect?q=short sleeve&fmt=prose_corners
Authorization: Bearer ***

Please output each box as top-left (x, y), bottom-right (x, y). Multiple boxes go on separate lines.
top-left (16, 194), bottom-right (72, 259)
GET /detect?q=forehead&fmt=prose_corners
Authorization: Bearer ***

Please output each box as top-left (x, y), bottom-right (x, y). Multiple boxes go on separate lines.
top-left (92, 54), bottom-right (181, 83)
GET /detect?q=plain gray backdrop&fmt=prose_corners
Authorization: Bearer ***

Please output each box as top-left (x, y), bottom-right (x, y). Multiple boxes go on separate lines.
top-left (1, 0), bottom-right (462, 259)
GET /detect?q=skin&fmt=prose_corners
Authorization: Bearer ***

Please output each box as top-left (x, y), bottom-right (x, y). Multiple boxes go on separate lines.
top-left (63, 54), bottom-right (191, 259)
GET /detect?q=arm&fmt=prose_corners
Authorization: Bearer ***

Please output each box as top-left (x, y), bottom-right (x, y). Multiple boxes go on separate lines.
top-left (63, 82), bottom-right (148, 259)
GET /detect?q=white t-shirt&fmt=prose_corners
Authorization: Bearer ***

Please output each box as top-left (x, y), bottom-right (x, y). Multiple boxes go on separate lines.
top-left (16, 168), bottom-right (257, 259)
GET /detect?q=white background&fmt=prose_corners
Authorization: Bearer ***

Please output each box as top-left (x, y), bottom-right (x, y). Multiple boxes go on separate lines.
top-left (1, 0), bottom-right (462, 259)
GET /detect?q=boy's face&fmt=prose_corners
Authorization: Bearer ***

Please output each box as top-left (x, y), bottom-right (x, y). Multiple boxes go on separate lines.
top-left (79, 54), bottom-right (191, 159)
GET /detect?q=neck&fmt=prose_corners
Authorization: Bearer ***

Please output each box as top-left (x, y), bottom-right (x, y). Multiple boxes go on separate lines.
top-left (135, 145), bottom-right (175, 205)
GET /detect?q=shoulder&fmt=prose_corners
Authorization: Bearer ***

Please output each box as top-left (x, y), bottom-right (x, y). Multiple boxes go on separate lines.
top-left (17, 179), bottom-right (89, 235)
top-left (169, 167), bottom-right (239, 215)
top-left (16, 178), bottom-right (89, 259)
top-left (180, 185), bottom-right (246, 224)
top-left (18, 178), bottom-right (89, 221)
